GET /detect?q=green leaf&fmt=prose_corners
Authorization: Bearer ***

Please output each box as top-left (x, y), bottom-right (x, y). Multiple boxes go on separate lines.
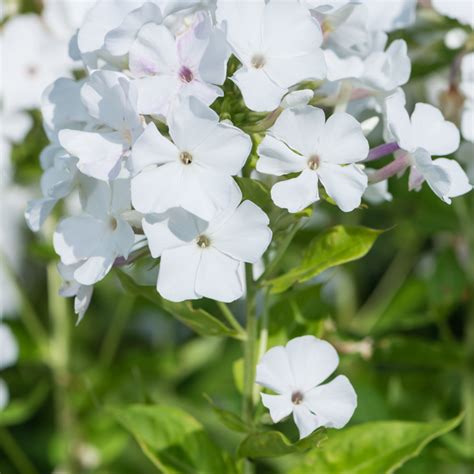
top-left (116, 271), bottom-right (244, 339)
top-left (111, 404), bottom-right (237, 474)
top-left (0, 382), bottom-right (49, 426)
top-left (235, 176), bottom-right (273, 212)
top-left (238, 428), bottom-right (326, 459)
top-left (204, 395), bottom-right (250, 433)
top-left (266, 226), bottom-right (383, 293)
top-left (291, 415), bottom-right (463, 474)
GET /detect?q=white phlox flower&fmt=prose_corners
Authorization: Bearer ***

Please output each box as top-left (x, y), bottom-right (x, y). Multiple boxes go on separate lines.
top-left (58, 262), bottom-right (94, 324)
top-left (432, 0), bottom-right (474, 29)
top-left (216, 0), bottom-right (326, 111)
top-left (385, 93), bottom-right (472, 203)
top-left (142, 190), bottom-right (272, 302)
top-left (130, 96), bottom-right (251, 220)
top-left (53, 179), bottom-right (135, 285)
top-left (128, 11), bottom-right (229, 116)
top-left (58, 70), bottom-right (144, 181)
top-left (257, 105), bottom-right (369, 213)
top-left (363, 169), bottom-right (393, 205)
top-left (256, 335), bottom-right (357, 439)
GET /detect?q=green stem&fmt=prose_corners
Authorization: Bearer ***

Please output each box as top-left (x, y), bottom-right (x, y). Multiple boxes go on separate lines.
top-left (0, 427), bottom-right (39, 474)
top-left (217, 302), bottom-right (246, 338)
top-left (242, 263), bottom-right (258, 474)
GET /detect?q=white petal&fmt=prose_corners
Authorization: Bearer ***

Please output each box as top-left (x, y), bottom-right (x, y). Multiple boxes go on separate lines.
top-left (59, 129), bottom-right (124, 181)
top-left (412, 148), bottom-right (451, 200)
top-left (168, 96), bottom-right (219, 151)
top-left (257, 135), bottom-right (307, 177)
top-left (318, 163), bottom-right (367, 212)
top-left (134, 75), bottom-right (179, 116)
top-left (461, 106), bottom-right (474, 142)
top-left (293, 404), bottom-right (321, 439)
top-left (179, 166), bottom-right (242, 221)
top-left (131, 163), bottom-right (183, 214)
top-left (285, 336), bottom-right (339, 393)
top-left (410, 103), bottom-right (460, 156)
top-left (193, 123), bottom-right (251, 175)
top-left (129, 122), bottom-right (179, 174)
top-left (270, 106), bottom-right (326, 158)
top-left (433, 158), bottom-right (472, 202)
top-left (261, 393), bottom-right (293, 423)
top-left (303, 375), bottom-right (357, 429)
top-left (319, 113), bottom-right (369, 164)
top-left (74, 254), bottom-right (115, 285)
top-left (256, 345), bottom-right (295, 394)
top-left (25, 198), bottom-right (57, 232)
top-left (281, 90), bottom-right (314, 109)
top-left (195, 248), bottom-right (243, 302)
top-left (232, 67), bottom-right (286, 112)
top-left (157, 244), bottom-right (201, 302)
top-left (384, 92), bottom-right (415, 152)
top-left (271, 169), bottom-right (319, 213)
top-left (211, 200), bottom-right (272, 263)
top-left (75, 285), bottom-right (94, 324)
top-left (199, 25), bottom-right (230, 85)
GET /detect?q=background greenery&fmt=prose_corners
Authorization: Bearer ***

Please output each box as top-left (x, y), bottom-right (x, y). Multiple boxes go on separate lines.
top-left (1, 3), bottom-right (473, 473)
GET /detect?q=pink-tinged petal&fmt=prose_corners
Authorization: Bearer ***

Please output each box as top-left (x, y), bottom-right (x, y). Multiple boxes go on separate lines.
top-left (319, 113), bottom-right (369, 164)
top-left (211, 201), bottom-right (272, 263)
top-left (256, 345), bottom-right (295, 394)
top-left (285, 336), bottom-right (339, 393)
top-left (318, 163), bottom-right (367, 212)
top-left (129, 122), bottom-right (179, 174)
top-left (410, 103), bottom-right (460, 156)
top-left (271, 169), bottom-right (319, 213)
top-left (261, 393), bottom-right (293, 423)
top-left (195, 248), bottom-right (243, 302)
top-left (293, 404), bottom-right (322, 439)
top-left (231, 67), bottom-right (286, 112)
top-left (157, 244), bottom-right (202, 302)
top-left (303, 375), bottom-right (357, 429)
top-left (257, 135), bottom-right (307, 177)
top-left (270, 106), bottom-right (325, 158)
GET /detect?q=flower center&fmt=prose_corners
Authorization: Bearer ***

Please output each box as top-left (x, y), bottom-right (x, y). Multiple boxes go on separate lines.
top-left (109, 217), bottom-right (118, 231)
top-left (250, 54), bottom-right (266, 69)
top-left (196, 235), bottom-right (210, 248)
top-left (307, 155), bottom-right (320, 170)
top-left (180, 151), bottom-right (193, 165)
top-left (179, 65), bottom-right (194, 83)
top-left (291, 391), bottom-right (304, 405)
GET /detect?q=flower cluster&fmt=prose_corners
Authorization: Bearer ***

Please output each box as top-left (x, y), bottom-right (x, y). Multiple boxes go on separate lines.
top-left (26, 0), bottom-right (472, 319)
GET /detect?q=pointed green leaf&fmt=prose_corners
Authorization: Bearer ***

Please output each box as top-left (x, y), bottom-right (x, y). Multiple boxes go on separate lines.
top-left (267, 226), bottom-right (383, 293)
top-left (291, 415), bottom-right (463, 474)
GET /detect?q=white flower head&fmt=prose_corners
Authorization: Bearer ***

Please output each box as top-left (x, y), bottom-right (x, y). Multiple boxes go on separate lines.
top-left (129, 12), bottom-right (230, 117)
top-left (385, 93), bottom-right (471, 203)
top-left (257, 105), bottom-right (369, 213)
top-left (53, 179), bottom-right (135, 285)
top-left (143, 191), bottom-right (272, 302)
top-left (58, 70), bottom-right (144, 181)
top-left (216, 0), bottom-right (326, 111)
top-left (130, 97), bottom-right (251, 220)
top-left (256, 336), bottom-right (357, 439)
top-left (432, 0), bottom-right (474, 28)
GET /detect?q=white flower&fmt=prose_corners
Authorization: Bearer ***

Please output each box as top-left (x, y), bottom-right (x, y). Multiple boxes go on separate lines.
top-left (385, 93), bottom-right (471, 203)
top-left (59, 71), bottom-right (144, 181)
top-left (363, 170), bottom-right (393, 205)
top-left (58, 262), bottom-right (94, 324)
top-left (364, 0), bottom-right (417, 33)
top-left (0, 323), bottom-right (19, 370)
top-left (257, 105), bottom-right (369, 213)
top-left (1, 14), bottom-right (72, 112)
top-left (143, 191), bottom-right (272, 302)
top-left (432, 0), bottom-right (474, 28)
top-left (256, 336), bottom-right (357, 439)
top-left (53, 179), bottom-right (135, 285)
top-left (130, 97), bottom-right (251, 220)
top-left (129, 12), bottom-right (229, 116)
top-left (216, 0), bottom-right (326, 111)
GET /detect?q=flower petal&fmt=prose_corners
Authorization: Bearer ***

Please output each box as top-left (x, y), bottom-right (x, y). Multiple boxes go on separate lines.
top-left (256, 345), bottom-right (295, 394)
top-left (195, 248), bottom-right (243, 302)
top-left (303, 375), bottom-right (357, 429)
top-left (286, 336), bottom-right (339, 392)
top-left (318, 163), bottom-right (367, 212)
top-left (271, 169), bottom-right (319, 213)
top-left (433, 158), bottom-right (472, 203)
top-left (261, 393), bottom-right (293, 423)
top-left (293, 404), bottom-right (321, 439)
top-left (384, 92), bottom-right (415, 152)
top-left (74, 254), bottom-right (115, 285)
